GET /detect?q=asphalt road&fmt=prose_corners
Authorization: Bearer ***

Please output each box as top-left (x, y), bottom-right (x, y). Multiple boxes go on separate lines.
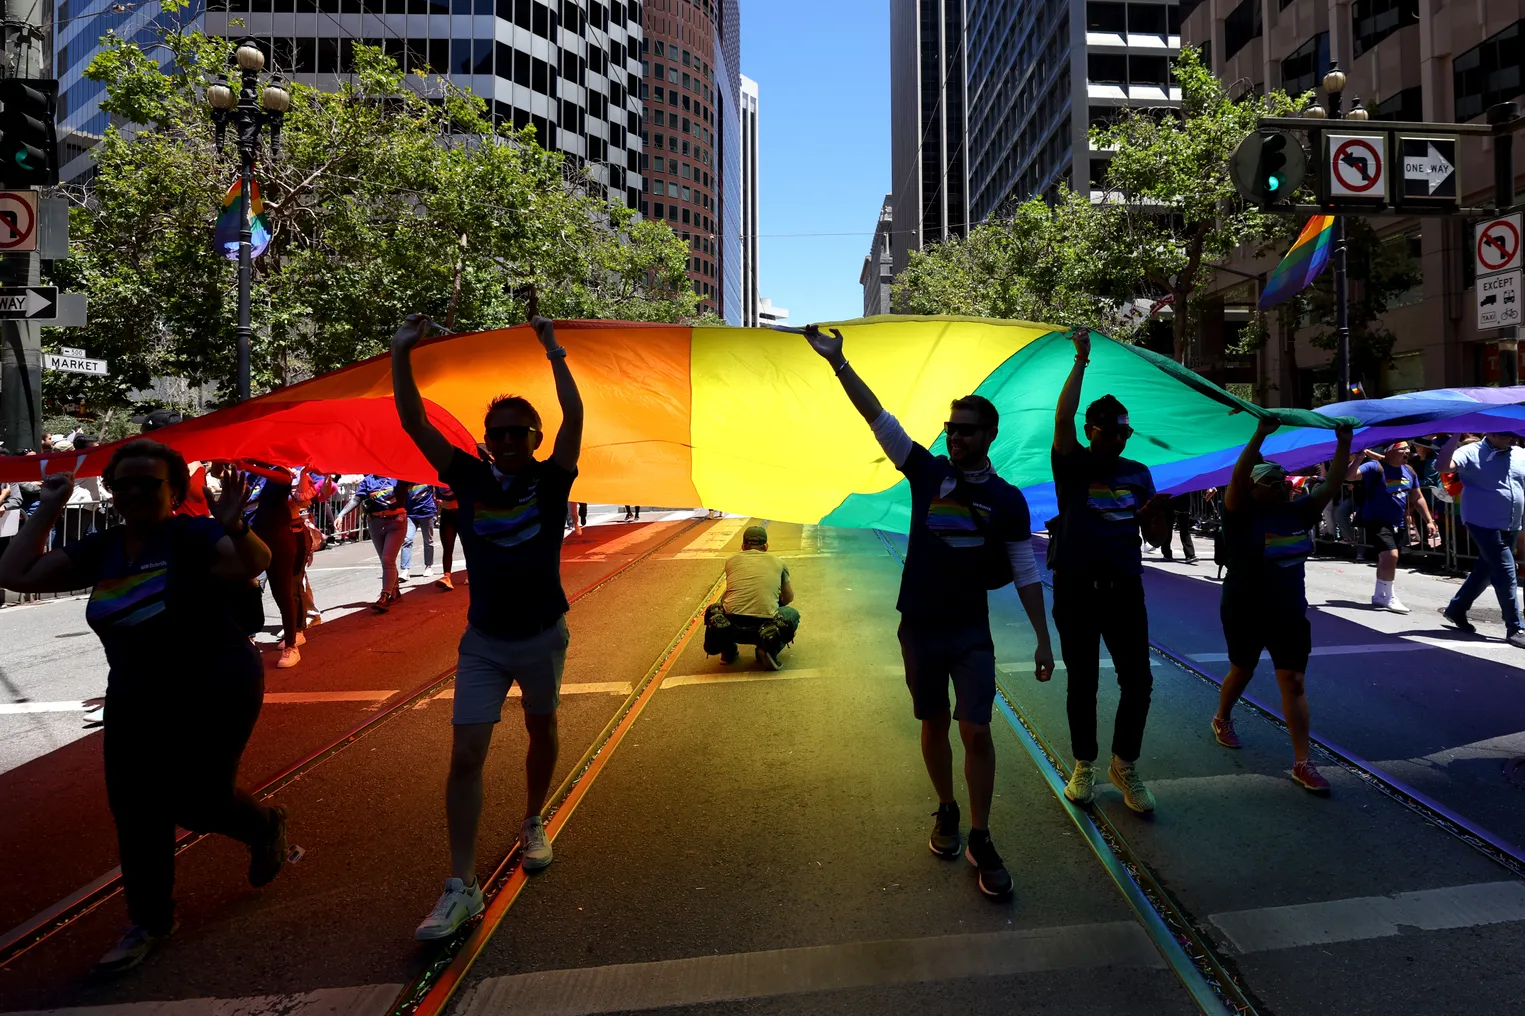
top-left (3, 519), bottom-right (1524, 1016)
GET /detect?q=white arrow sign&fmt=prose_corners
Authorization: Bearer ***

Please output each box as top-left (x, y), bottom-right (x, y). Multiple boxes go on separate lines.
top-left (1404, 142), bottom-right (1455, 195)
top-left (0, 286), bottom-right (57, 319)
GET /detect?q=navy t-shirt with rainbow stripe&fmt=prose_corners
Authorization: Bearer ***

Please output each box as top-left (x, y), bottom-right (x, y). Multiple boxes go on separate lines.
top-left (1222, 496), bottom-right (1324, 608)
top-left (441, 448), bottom-right (576, 639)
top-left (1050, 445), bottom-right (1157, 576)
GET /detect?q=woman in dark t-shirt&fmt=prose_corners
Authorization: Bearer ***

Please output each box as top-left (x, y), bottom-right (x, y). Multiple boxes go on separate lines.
top-left (0, 440), bottom-right (292, 978)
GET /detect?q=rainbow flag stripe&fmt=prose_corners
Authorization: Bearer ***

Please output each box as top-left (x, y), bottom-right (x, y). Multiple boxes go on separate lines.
top-left (1259, 215), bottom-right (1334, 311)
top-left (214, 177), bottom-right (271, 261)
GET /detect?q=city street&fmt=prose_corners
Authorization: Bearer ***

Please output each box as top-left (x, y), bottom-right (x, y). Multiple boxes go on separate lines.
top-left (3, 513), bottom-right (1523, 1016)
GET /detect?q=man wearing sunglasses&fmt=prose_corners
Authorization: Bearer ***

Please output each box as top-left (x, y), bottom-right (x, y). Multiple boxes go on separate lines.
top-left (805, 325), bottom-right (1054, 900)
top-left (391, 312), bottom-right (583, 941)
top-left (1051, 329), bottom-right (1172, 814)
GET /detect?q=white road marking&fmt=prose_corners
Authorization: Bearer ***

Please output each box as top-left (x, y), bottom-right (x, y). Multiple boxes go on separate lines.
top-left (2, 983), bottom-right (404, 1016)
top-left (430, 682), bottom-right (633, 700)
top-left (1188, 643), bottom-right (1429, 663)
top-left (1377, 728), bottom-right (1525, 768)
top-left (668, 519), bottom-right (749, 559)
top-left (570, 522), bottom-right (677, 560)
top-left (455, 922), bottom-right (1162, 1016)
top-left (263, 690), bottom-right (399, 704)
top-left (661, 665), bottom-right (901, 689)
top-left (1208, 881), bottom-right (1525, 954)
top-left (0, 701), bottom-right (98, 715)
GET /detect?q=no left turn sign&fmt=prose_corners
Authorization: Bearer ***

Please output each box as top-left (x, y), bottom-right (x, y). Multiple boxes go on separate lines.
top-left (1328, 134), bottom-right (1386, 199)
top-left (0, 191), bottom-right (38, 252)
top-left (1476, 214), bottom-right (1522, 276)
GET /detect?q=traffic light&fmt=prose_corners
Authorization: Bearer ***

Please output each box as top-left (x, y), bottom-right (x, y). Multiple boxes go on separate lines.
top-left (1230, 130), bottom-right (1307, 206)
top-left (0, 79), bottom-right (58, 187)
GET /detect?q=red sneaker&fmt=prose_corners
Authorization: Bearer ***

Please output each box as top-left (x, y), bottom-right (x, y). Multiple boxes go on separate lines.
top-left (1292, 760), bottom-right (1331, 794)
top-left (1211, 715), bottom-right (1241, 749)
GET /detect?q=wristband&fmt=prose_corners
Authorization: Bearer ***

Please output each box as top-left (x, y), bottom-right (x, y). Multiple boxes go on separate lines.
top-left (834, 359), bottom-right (850, 376)
top-left (547, 347), bottom-right (567, 360)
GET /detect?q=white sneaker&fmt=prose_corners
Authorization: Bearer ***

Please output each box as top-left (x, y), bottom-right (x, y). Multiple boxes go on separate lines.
top-left (276, 646), bottom-right (301, 669)
top-left (1384, 596), bottom-right (1411, 614)
top-left (414, 877), bottom-right (484, 941)
top-left (521, 815), bottom-right (553, 871)
top-left (422, 566), bottom-right (435, 578)
top-left (1064, 760), bottom-right (1095, 805)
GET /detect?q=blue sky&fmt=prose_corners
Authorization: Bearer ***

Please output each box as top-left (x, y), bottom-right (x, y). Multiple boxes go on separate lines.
top-left (743, 0), bottom-right (888, 326)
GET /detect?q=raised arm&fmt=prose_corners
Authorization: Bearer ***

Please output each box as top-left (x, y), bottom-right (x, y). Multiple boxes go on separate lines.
top-left (1308, 425), bottom-right (1354, 512)
top-left (804, 325), bottom-right (884, 423)
top-left (1225, 416), bottom-right (1281, 513)
top-left (1054, 330), bottom-right (1091, 456)
top-left (392, 314), bottom-right (457, 475)
top-left (531, 317), bottom-right (583, 472)
top-left (1436, 433), bottom-right (1462, 473)
top-left (0, 474), bottom-right (84, 592)
top-left (208, 470), bottom-right (272, 579)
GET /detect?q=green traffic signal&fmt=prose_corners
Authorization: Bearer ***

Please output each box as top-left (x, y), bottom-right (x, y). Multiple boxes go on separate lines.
top-left (1268, 175), bottom-right (1280, 192)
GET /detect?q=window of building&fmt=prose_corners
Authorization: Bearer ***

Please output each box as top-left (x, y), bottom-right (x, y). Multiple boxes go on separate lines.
top-left (1280, 32), bottom-right (1328, 97)
top-left (1223, 0), bottom-right (1262, 61)
top-left (1086, 1), bottom-right (1127, 32)
top-left (1352, 0), bottom-right (1418, 58)
top-left (1455, 21), bottom-right (1523, 121)
top-left (1129, 3), bottom-right (1167, 34)
top-left (1088, 53), bottom-right (1128, 83)
top-left (1131, 55), bottom-right (1170, 84)
top-left (1373, 86), bottom-right (1423, 120)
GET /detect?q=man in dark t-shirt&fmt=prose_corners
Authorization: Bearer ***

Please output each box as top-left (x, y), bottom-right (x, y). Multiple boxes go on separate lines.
top-left (1213, 416), bottom-right (1352, 794)
top-left (391, 313), bottom-right (583, 941)
top-left (806, 324), bottom-right (1054, 901)
top-left (1050, 329), bottom-right (1172, 815)
top-left (1346, 441), bottom-right (1435, 613)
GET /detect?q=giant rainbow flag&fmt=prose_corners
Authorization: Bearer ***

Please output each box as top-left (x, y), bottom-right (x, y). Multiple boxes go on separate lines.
top-left (0, 317), bottom-right (1357, 528)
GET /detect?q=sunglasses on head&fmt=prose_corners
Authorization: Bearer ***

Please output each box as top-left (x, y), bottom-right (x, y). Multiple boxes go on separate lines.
top-left (111, 476), bottom-right (165, 496)
top-left (944, 421), bottom-right (986, 438)
top-left (485, 424), bottom-right (539, 442)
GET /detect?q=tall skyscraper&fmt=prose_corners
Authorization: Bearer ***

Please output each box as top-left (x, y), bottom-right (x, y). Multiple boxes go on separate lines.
top-left (55, 0), bottom-right (646, 203)
top-left (637, 0), bottom-right (742, 324)
top-left (966, 0), bottom-right (1182, 222)
top-left (739, 74), bottom-right (759, 327)
top-left (890, 0), bottom-right (968, 278)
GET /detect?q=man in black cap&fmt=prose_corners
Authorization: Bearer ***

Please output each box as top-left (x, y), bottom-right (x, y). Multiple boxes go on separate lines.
top-left (1050, 330), bottom-right (1171, 814)
top-left (135, 409), bottom-right (184, 433)
top-left (805, 324), bottom-right (1054, 900)
top-left (704, 524), bottom-right (800, 670)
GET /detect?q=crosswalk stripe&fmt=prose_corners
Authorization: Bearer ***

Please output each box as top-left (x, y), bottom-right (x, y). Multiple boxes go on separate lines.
top-left (0, 691), bottom-right (401, 714)
top-left (430, 683), bottom-right (633, 700)
top-left (2, 983), bottom-right (405, 1016)
top-left (669, 519), bottom-right (749, 559)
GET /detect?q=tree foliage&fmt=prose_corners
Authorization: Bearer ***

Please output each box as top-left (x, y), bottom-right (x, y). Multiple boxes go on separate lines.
top-left (892, 47), bottom-right (1304, 360)
top-left (44, 3), bottom-right (702, 412)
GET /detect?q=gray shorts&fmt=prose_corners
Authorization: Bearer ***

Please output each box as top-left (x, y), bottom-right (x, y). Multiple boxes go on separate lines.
top-left (897, 619), bottom-right (997, 725)
top-left (454, 618), bottom-right (569, 723)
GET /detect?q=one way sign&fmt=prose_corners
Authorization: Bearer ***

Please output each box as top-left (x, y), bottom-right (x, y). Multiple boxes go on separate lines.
top-left (0, 286), bottom-right (56, 319)
top-left (1401, 136), bottom-right (1458, 203)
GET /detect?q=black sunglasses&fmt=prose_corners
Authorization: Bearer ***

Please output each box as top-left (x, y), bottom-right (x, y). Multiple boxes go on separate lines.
top-left (1091, 424), bottom-right (1134, 440)
top-left (111, 476), bottom-right (165, 496)
top-left (944, 422), bottom-right (987, 438)
top-left (485, 424), bottom-right (540, 442)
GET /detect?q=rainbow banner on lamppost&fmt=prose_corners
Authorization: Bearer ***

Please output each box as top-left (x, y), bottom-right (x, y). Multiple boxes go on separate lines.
top-left (212, 176), bottom-right (271, 260)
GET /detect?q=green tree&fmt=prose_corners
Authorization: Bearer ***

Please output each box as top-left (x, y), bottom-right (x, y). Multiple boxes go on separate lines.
top-left (893, 48), bottom-right (1305, 359)
top-left (44, 5), bottom-right (701, 414)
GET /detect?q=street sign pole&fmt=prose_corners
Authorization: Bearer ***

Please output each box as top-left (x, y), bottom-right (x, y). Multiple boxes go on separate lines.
top-left (0, 0), bottom-right (46, 452)
top-left (1334, 213), bottom-right (1350, 398)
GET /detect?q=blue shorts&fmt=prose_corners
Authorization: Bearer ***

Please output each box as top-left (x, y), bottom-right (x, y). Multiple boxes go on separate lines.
top-left (453, 618), bottom-right (568, 723)
top-left (897, 619), bottom-right (997, 725)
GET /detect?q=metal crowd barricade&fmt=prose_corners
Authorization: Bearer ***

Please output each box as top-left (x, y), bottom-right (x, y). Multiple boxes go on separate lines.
top-left (1, 499), bottom-right (121, 605)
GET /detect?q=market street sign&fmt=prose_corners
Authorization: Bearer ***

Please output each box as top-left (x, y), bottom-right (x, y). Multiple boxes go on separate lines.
top-left (43, 353), bottom-right (107, 375)
top-left (1400, 137), bottom-right (1458, 201)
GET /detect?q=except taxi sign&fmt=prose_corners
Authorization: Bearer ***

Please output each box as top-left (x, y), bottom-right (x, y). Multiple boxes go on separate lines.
top-left (1478, 270), bottom-right (1522, 330)
top-left (1327, 134), bottom-right (1387, 199)
top-left (0, 190), bottom-right (39, 251)
top-left (1475, 214), bottom-right (1522, 276)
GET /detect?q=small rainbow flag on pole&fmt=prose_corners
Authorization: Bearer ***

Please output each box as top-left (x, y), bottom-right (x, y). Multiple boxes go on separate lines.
top-left (213, 176), bottom-right (271, 261)
top-left (1258, 214), bottom-right (1334, 310)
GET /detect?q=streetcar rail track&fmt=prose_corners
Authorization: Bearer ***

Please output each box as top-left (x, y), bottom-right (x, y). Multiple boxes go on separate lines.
top-left (0, 517), bottom-right (706, 968)
top-left (388, 529), bottom-right (749, 1016)
top-left (875, 530), bottom-right (1262, 1016)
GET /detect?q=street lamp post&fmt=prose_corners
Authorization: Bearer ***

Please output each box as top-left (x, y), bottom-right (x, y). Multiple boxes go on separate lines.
top-left (207, 40), bottom-right (289, 403)
top-left (1306, 63), bottom-right (1368, 401)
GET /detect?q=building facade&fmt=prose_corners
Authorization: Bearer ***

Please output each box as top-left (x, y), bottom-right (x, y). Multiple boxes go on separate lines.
top-left (860, 194), bottom-right (894, 316)
top-left (58, 2), bottom-right (645, 202)
top-left (1184, 0), bottom-right (1525, 399)
top-left (740, 73), bottom-right (759, 326)
top-left (890, 0), bottom-right (968, 277)
top-left (637, 0), bottom-right (741, 324)
top-left (967, 0), bottom-right (1183, 221)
